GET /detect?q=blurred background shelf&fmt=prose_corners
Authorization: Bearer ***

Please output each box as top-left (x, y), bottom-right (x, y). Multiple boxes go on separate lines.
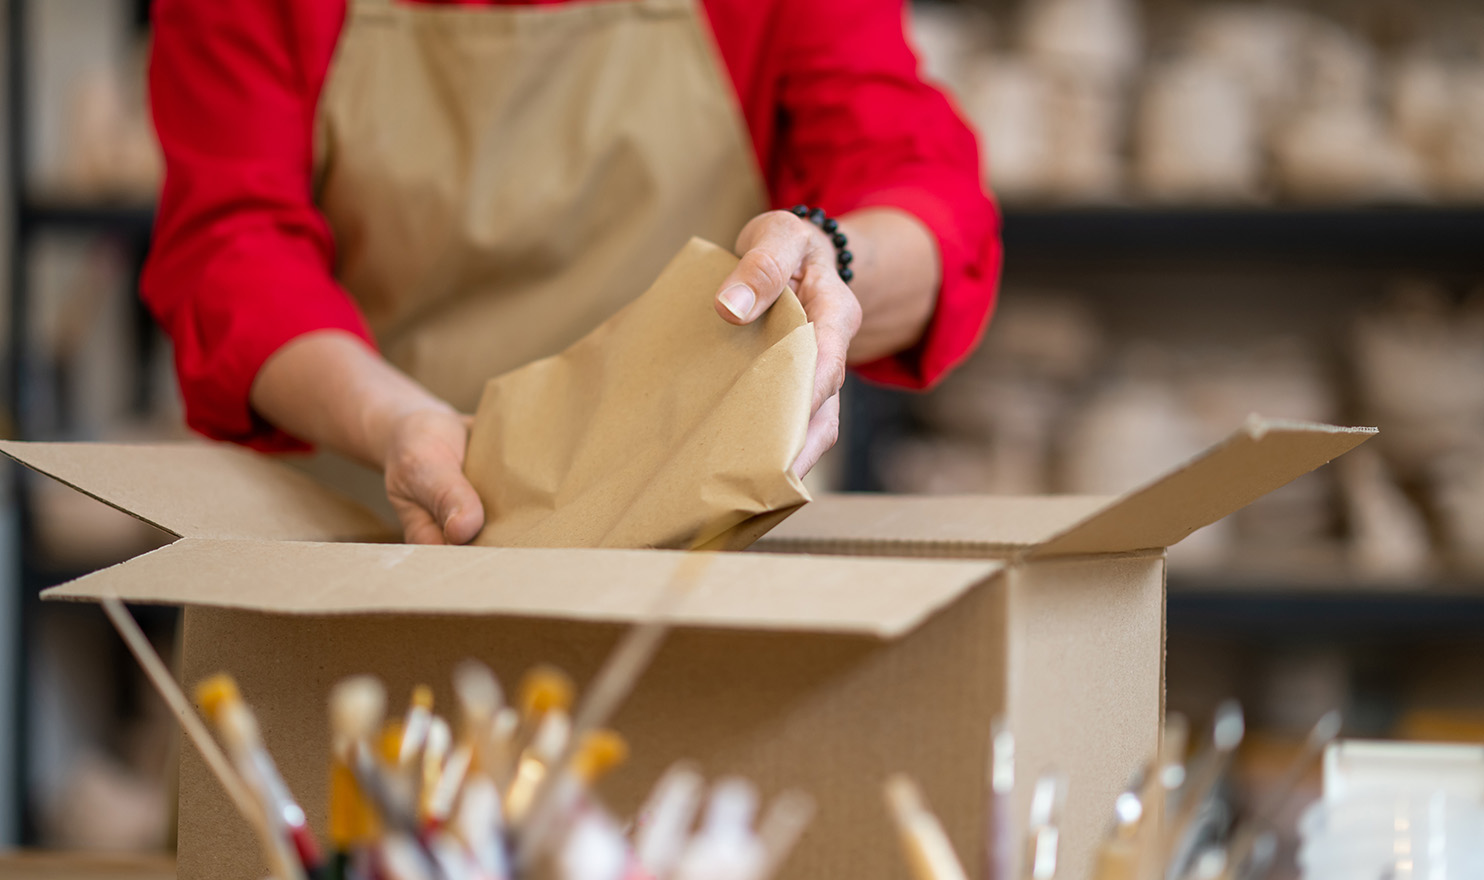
top-left (1168, 574), bottom-right (1484, 636)
top-left (1001, 205), bottom-right (1484, 271)
top-left (17, 202), bottom-right (1484, 266)
top-left (16, 198), bottom-right (153, 237)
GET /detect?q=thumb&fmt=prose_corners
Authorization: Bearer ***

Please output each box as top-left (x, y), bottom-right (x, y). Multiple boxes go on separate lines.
top-left (715, 215), bottom-right (813, 324)
top-left (399, 457), bottom-right (485, 545)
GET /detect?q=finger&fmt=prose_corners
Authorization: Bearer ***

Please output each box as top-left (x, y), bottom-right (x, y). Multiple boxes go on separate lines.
top-left (439, 480), bottom-right (485, 545)
top-left (792, 393), bottom-right (841, 479)
top-left (389, 450), bottom-right (486, 546)
top-left (715, 212), bottom-right (817, 325)
top-left (797, 270), bottom-right (862, 414)
top-left (394, 496), bottom-right (448, 546)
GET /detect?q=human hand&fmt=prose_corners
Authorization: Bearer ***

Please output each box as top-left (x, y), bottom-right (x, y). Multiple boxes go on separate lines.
top-left (714, 210), bottom-right (863, 478)
top-left (382, 408), bottom-right (486, 545)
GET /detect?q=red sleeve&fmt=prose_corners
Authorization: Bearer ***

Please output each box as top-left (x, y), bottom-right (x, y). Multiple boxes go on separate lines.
top-left (143, 0), bottom-right (366, 452)
top-left (767, 0), bottom-right (1002, 389)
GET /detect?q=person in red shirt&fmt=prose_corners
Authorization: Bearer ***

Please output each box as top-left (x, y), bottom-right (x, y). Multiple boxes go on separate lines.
top-left (143, 0), bottom-right (1001, 545)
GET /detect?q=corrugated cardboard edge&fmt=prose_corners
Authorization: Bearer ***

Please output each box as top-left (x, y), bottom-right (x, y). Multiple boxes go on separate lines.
top-left (752, 495), bottom-right (1117, 559)
top-left (41, 538), bottom-right (1006, 640)
top-left (1028, 416), bottom-right (1377, 558)
top-left (0, 441), bottom-right (397, 543)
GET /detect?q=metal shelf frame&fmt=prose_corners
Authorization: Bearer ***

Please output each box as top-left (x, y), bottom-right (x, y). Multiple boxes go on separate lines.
top-left (4, 0), bottom-right (158, 846)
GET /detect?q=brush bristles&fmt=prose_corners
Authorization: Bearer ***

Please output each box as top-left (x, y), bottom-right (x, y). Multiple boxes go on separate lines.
top-left (1213, 701), bottom-right (1245, 751)
top-left (331, 676), bottom-right (387, 751)
top-left (520, 665), bottom-right (575, 716)
top-left (194, 673), bottom-right (242, 724)
top-left (885, 774), bottom-right (925, 819)
top-left (215, 701), bottom-right (263, 754)
top-left (455, 661), bottom-right (503, 723)
top-left (758, 789), bottom-right (815, 877)
top-left (531, 711), bottom-right (571, 763)
top-left (411, 684), bottom-right (435, 712)
top-left (573, 729), bottom-right (628, 783)
top-left (1311, 710), bottom-right (1342, 746)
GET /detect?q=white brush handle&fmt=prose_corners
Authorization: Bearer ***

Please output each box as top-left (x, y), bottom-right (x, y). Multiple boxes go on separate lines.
top-left (101, 596), bottom-right (299, 880)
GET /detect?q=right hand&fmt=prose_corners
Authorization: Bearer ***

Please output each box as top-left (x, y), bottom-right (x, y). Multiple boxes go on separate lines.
top-left (383, 408), bottom-right (486, 545)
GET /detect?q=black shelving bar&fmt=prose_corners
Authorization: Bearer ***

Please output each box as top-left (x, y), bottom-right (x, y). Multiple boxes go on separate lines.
top-left (18, 200), bottom-right (154, 237)
top-left (1001, 206), bottom-right (1484, 271)
top-left (1168, 585), bottom-right (1484, 638)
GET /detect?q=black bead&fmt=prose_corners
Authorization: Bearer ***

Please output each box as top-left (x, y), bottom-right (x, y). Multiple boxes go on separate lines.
top-left (839, 267), bottom-right (854, 283)
top-left (808, 208), bottom-right (827, 226)
top-left (791, 204), bottom-right (809, 217)
top-left (822, 218), bottom-right (839, 234)
top-left (837, 250), bottom-right (853, 265)
top-left (831, 232), bottom-right (847, 249)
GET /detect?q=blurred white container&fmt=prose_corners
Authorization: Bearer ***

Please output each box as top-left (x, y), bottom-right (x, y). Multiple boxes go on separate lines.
top-left (1300, 741), bottom-right (1484, 880)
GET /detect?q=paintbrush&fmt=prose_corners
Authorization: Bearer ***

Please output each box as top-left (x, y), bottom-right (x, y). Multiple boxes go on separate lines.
top-left (427, 736), bottom-right (474, 827)
top-left (754, 789), bottom-right (815, 880)
top-left (454, 661), bottom-right (505, 771)
top-left (419, 717), bottom-right (451, 824)
top-left (1022, 772), bottom-right (1066, 880)
top-left (519, 729), bottom-right (630, 864)
top-left (506, 714), bottom-right (571, 828)
top-left (1098, 712), bottom-right (1191, 880)
top-left (329, 676), bottom-right (388, 861)
top-left (1164, 702), bottom-right (1244, 880)
top-left (197, 673), bottom-right (320, 879)
top-left (1212, 711), bottom-right (1341, 880)
top-left (452, 773), bottom-right (508, 880)
top-left (515, 552), bottom-right (709, 868)
top-left (1092, 767), bottom-right (1147, 880)
top-left (634, 762), bottom-right (706, 880)
top-left (400, 685), bottom-right (436, 769)
top-left (100, 597), bottom-right (299, 880)
top-left (987, 719), bottom-right (1015, 880)
top-left (885, 775), bottom-right (970, 880)
top-left (511, 665), bottom-right (574, 766)
top-left (1160, 714), bottom-right (1191, 796)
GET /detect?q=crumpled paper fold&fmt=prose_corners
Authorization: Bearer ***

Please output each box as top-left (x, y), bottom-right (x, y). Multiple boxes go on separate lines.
top-left (465, 238), bottom-right (815, 551)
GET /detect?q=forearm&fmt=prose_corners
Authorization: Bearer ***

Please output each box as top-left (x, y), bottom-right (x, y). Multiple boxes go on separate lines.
top-left (837, 207), bottom-right (942, 364)
top-left (248, 330), bottom-right (456, 468)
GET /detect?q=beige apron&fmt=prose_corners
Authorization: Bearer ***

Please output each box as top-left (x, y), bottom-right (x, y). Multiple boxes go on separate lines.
top-left (313, 0), bottom-right (769, 413)
top-left (298, 0), bottom-right (769, 518)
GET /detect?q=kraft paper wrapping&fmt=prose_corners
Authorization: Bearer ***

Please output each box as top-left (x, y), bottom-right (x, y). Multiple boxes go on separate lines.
top-left (464, 238), bottom-right (815, 551)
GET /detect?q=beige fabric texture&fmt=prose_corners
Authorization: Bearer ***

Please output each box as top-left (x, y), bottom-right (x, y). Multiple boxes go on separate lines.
top-left (312, 0), bottom-right (768, 412)
top-left (465, 238), bottom-right (814, 551)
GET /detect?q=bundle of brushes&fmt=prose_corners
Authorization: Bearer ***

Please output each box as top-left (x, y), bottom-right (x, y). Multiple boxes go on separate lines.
top-left (192, 661), bottom-right (815, 880)
top-left (884, 703), bottom-right (1343, 880)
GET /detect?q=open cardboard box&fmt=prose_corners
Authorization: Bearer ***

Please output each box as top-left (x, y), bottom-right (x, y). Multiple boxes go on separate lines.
top-left (1, 416), bottom-right (1373, 880)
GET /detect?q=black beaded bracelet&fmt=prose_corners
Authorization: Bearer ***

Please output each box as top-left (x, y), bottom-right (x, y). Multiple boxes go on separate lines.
top-left (790, 204), bottom-right (854, 284)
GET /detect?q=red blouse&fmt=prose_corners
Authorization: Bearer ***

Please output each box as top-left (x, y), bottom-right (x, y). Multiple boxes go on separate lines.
top-left (143, 0), bottom-right (1002, 451)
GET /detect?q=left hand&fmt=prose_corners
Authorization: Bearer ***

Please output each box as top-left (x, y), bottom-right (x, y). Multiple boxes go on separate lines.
top-left (713, 210), bottom-right (862, 478)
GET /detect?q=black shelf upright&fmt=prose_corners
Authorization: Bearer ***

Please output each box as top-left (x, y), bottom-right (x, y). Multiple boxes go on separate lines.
top-left (5, 0), bottom-right (158, 846)
top-left (5, 0), bottom-right (33, 847)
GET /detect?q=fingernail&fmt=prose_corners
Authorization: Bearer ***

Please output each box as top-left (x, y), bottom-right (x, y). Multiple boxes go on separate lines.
top-left (444, 508), bottom-right (461, 530)
top-left (718, 284), bottom-right (755, 319)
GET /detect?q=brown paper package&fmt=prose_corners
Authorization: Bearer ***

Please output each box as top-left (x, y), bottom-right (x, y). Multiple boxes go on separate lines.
top-left (464, 237), bottom-right (815, 551)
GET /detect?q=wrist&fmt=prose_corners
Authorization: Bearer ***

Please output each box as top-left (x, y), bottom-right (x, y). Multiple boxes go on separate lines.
top-left (360, 393), bottom-right (459, 469)
top-left (789, 205), bottom-right (855, 283)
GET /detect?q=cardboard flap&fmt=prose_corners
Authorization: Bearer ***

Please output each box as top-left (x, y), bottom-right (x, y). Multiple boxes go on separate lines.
top-left (755, 494), bottom-right (1116, 557)
top-left (43, 539), bottom-right (1004, 638)
top-left (0, 442), bottom-right (396, 543)
top-left (1030, 417), bottom-right (1376, 557)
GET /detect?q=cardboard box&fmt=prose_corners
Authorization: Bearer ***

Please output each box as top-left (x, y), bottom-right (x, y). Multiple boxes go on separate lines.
top-left (2, 417), bottom-right (1372, 880)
